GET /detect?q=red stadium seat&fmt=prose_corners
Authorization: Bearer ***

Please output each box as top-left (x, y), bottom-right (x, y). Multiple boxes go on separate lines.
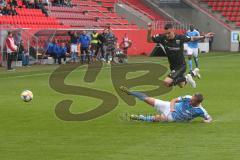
top-left (202, 0), bottom-right (240, 27)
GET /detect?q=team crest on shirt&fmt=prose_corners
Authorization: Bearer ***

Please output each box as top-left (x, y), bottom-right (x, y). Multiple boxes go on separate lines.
top-left (176, 40), bottom-right (180, 45)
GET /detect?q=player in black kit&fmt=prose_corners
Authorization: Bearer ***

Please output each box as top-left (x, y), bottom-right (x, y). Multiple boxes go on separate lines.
top-left (147, 23), bottom-right (214, 88)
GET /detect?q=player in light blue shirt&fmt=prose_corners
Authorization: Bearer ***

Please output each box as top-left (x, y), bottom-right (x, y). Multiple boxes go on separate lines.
top-left (120, 86), bottom-right (212, 123)
top-left (171, 95), bottom-right (210, 122)
top-left (186, 25), bottom-right (200, 76)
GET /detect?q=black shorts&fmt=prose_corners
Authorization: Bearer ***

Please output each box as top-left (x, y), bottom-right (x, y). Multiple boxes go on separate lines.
top-left (168, 65), bottom-right (186, 80)
top-left (81, 47), bottom-right (89, 55)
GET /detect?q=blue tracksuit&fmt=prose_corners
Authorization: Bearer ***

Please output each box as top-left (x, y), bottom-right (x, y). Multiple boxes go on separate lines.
top-left (47, 42), bottom-right (54, 55)
top-left (78, 34), bottom-right (91, 48)
top-left (59, 46), bottom-right (67, 57)
top-left (53, 44), bottom-right (60, 57)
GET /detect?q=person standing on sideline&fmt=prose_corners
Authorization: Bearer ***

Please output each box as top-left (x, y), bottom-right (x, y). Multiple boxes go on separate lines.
top-left (68, 31), bottom-right (78, 63)
top-left (105, 28), bottom-right (117, 63)
top-left (5, 31), bottom-right (17, 71)
top-left (46, 39), bottom-right (54, 57)
top-left (98, 29), bottom-right (107, 61)
top-left (238, 32), bottom-right (240, 52)
top-left (52, 39), bottom-right (59, 64)
top-left (90, 30), bottom-right (100, 60)
top-left (78, 30), bottom-right (91, 64)
top-left (57, 42), bottom-right (67, 65)
top-left (209, 35), bottom-right (213, 51)
top-left (121, 33), bottom-right (132, 56)
top-left (18, 40), bottom-right (29, 67)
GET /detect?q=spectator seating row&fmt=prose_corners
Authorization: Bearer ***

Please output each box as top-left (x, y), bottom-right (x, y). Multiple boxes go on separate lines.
top-left (200, 0), bottom-right (240, 27)
top-left (121, 0), bottom-right (166, 20)
top-left (0, 0), bottom-right (68, 29)
top-left (47, 0), bottom-right (139, 29)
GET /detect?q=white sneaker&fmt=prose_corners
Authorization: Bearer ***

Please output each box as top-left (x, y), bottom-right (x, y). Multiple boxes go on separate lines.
top-left (193, 68), bottom-right (201, 79)
top-left (8, 68), bottom-right (16, 71)
top-left (185, 74), bottom-right (196, 88)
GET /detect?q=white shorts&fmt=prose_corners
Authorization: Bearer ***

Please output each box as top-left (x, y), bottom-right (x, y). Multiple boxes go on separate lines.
top-left (71, 44), bottom-right (78, 53)
top-left (187, 47), bottom-right (199, 57)
top-left (154, 99), bottom-right (174, 122)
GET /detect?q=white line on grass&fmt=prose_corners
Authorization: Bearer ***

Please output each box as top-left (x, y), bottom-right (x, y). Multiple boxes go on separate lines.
top-left (0, 64), bottom-right (147, 80)
top-left (0, 53), bottom-right (239, 80)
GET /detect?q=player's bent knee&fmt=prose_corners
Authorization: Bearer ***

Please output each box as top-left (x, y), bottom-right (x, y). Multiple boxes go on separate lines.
top-left (178, 85), bottom-right (183, 88)
top-left (155, 115), bottom-right (167, 122)
top-left (178, 82), bottom-right (186, 88)
top-left (163, 80), bottom-right (169, 87)
top-left (154, 115), bottom-right (161, 121)
top-left (145, 97), bottom-right (155, 106)
top-left (164, 81), bottom-right (171, 87)
top-left (164, 78), bottom-right (173, 87)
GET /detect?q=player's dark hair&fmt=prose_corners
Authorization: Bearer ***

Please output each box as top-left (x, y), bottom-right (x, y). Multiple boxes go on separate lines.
top-left (194, 93), bottom-right (203, 103)
top-left (164, 23), bottom-right (173, 30)
top-left (8, 31), bottom-right (13, 35)
top-left (190, 24), bottom-right (195, 31)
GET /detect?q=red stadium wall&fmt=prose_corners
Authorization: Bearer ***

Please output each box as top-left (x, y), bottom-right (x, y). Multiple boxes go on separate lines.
top-left (113, 29), bottom-right (154, 56)
top-left (113, 29), bottom-right (185, 56)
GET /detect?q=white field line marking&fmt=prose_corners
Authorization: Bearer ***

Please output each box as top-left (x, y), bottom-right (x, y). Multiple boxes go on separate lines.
top-left (0, 53), bottom-right (239, 80)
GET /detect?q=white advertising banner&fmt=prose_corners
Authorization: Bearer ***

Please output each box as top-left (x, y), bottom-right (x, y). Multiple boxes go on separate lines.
top-left (231, 31), bottom-right (240, 43)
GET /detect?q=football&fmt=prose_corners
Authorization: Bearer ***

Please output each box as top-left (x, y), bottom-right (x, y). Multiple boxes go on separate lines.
top-left (20, 90), bottom-right (33, 102)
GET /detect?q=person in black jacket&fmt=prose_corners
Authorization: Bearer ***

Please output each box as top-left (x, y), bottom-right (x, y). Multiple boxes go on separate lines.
top-left (35, 0), bottom-right (48, 16)
top-left (9, 0), bottom-right (18, 7)
top-left (18, 40), bottom-right (30, 66)
top-left (98, 29), bottom-right (107, 61)
top-left (9, 5), bottom-right (17, 16)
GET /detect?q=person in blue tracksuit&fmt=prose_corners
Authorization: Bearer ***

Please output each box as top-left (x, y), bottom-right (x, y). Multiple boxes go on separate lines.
top-left (78, 30), bottom-right (91, 64)
top-left (57, 42), bottom-right (67, 64)
top-left (46, 39), bottom-right (54, 57)
top-left (52, 40), bottom-right (60, 64)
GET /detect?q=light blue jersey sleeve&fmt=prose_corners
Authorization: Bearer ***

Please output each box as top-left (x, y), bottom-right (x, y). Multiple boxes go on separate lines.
top-left (198, 106), bottom-right (211, 120)
top-left (177, 95), bottom-right (192, 101)
top-left (172, 95), bottom-right (212, 122)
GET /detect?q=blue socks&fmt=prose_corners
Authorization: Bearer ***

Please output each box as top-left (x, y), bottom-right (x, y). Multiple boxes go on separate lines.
top-left (189, 57), bottom-right (199, 71)
top-left (130, 92), bottom-right (148, 101)
top-left (139, 115), bottom-right (155, 122)
top-left (188, 59), bottom-right (193, 71)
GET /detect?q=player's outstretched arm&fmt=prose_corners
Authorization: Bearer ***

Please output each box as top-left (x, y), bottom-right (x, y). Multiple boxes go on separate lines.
top-left (147, 23), bottom-right (154, 43)
top-left (203, 115), bottom-right (213, 123)
top-left (191, 32), bottom-right (215, 41)
top-left (170, 98), bottom-right (180, 112)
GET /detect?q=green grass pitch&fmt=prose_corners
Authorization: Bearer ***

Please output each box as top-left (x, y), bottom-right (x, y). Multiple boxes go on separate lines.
top-left (0, 52), bottom-right (240, 160)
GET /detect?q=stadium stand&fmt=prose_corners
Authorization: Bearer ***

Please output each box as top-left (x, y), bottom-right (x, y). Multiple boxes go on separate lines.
top-left (47, 0), bottom-right (138, 29)
top-left (0, 0), bottom-right (68, 29)
top-left (200, 0), bottom-right (240, 27)
top-left (0, 0), bottom-right (138, 29)
top-left (121, 0), bottom-right (166, 21)
top-left (0, 0), bottom-right (186, 57)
